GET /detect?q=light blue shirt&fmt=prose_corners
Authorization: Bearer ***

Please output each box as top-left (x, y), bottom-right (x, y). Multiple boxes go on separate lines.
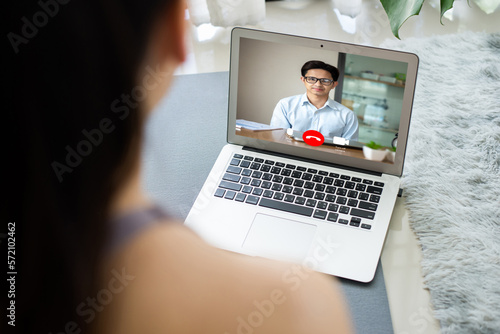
top-left (270, 94), bottom-right (359, 141)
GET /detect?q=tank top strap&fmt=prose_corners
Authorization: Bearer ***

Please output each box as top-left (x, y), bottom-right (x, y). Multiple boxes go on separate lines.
top-left (106, 204), bottom-right (172, 255)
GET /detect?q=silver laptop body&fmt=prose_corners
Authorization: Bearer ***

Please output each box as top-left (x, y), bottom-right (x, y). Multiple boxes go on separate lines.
top-left (185, 28), bottom-right (418, 283)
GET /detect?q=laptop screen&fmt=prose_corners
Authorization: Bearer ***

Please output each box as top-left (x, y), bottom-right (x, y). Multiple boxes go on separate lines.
top-left (227, 29), bottom-right (418, 177)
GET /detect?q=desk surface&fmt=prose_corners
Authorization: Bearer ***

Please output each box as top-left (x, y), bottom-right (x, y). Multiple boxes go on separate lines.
top-left (142, 72), bottom-right (400, 333)
top-left (237, 128), bottom-right (368, 160)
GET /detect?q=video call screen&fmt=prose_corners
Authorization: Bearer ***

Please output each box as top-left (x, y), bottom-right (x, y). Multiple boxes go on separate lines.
top-left (234, 37), bottom-right (409, 164)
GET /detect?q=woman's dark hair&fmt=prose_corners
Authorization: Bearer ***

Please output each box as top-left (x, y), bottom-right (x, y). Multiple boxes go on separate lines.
top-left (301, 60), bottom-right (340, 81)
top-left (5, 0), bottom-right (176, 332)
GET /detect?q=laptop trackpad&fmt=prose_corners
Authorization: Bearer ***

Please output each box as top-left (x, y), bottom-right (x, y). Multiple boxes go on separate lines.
top-left (242, 213), bottom-right (316, 262)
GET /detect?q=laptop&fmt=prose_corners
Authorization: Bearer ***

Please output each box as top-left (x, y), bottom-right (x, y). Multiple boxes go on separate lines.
top-left (185, 28), bottom-right (418, 283)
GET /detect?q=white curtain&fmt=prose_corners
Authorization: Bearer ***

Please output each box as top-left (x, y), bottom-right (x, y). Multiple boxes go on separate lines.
top-left (188, 0), bottom-right (266, 27)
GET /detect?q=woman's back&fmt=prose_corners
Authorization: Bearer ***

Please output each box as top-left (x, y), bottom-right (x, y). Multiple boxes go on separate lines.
top-left (97, 210), bottom-right (352, 333)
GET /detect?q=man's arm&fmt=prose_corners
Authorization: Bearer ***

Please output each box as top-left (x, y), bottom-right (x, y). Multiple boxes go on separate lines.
top-left (270, 100), bottom-right (292, 129)
top-left (342, 112), bottom-right (359, 141)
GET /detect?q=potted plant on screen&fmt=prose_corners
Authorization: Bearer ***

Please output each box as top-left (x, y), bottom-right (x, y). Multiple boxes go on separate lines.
top-left (362, 141), bottom-right (387, 161)
top-left (386, 146), bottom-right (396, 162)
top-left (385, 133), bottom-right (398, 162)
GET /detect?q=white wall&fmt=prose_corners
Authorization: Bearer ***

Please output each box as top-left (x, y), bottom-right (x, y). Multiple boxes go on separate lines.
top-left (236, 38), bottom-right (339, 124)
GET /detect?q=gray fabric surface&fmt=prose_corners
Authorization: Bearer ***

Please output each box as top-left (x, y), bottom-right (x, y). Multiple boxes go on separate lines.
top-left (382, 32), bottom-right (500, 333)
top-left (141, 71), bottom-right (393, 334)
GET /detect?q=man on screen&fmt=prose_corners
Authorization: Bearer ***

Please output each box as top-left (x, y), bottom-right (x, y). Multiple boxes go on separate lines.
top-left (270, 60), bottom-right (359, 141)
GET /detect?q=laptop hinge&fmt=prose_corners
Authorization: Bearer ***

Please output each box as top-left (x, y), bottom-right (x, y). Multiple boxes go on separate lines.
top-left (242, 146), bottom-right (383, 177)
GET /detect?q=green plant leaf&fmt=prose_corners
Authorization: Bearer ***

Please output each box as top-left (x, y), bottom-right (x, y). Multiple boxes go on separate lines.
top-left (380, 0), bottom-right (425, 39)
top-left (440, 0), bottom-right (455, 23)
top-left (366, 141), bottom-right (383, 150)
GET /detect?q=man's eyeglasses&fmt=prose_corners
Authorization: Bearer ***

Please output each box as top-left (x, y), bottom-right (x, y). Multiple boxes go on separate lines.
top-left (304, 76), bottom-right (334, 86)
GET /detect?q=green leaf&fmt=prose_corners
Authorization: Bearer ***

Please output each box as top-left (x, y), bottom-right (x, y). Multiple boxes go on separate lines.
top-left (366, 141), bottom-right (384, 150)
top-left (440, 0), bottom-right (455, 24)
top-left (380, 0), bottom-right (425, 39)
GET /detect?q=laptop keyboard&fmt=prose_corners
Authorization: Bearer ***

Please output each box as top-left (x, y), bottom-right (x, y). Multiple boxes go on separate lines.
top-left (214, 153), bottom-right (384, 230)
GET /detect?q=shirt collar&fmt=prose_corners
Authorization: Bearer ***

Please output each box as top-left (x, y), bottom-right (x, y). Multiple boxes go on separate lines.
top-left (301, 93), bottom-right (335, 110)
top-left (300, 93), bottom-right (310, 106)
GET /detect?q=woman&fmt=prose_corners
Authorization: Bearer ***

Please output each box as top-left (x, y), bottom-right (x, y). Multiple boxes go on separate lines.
top-left (5, 0), bottom-right (352, 333)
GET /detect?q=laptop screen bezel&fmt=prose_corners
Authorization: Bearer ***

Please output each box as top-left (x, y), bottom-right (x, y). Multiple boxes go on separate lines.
top-left (227, 28), bottom-right (419, 177)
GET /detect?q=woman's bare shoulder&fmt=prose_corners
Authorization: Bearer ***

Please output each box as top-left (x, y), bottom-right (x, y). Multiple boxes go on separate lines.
top-left (104, 220), bottom-right (353, 334)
